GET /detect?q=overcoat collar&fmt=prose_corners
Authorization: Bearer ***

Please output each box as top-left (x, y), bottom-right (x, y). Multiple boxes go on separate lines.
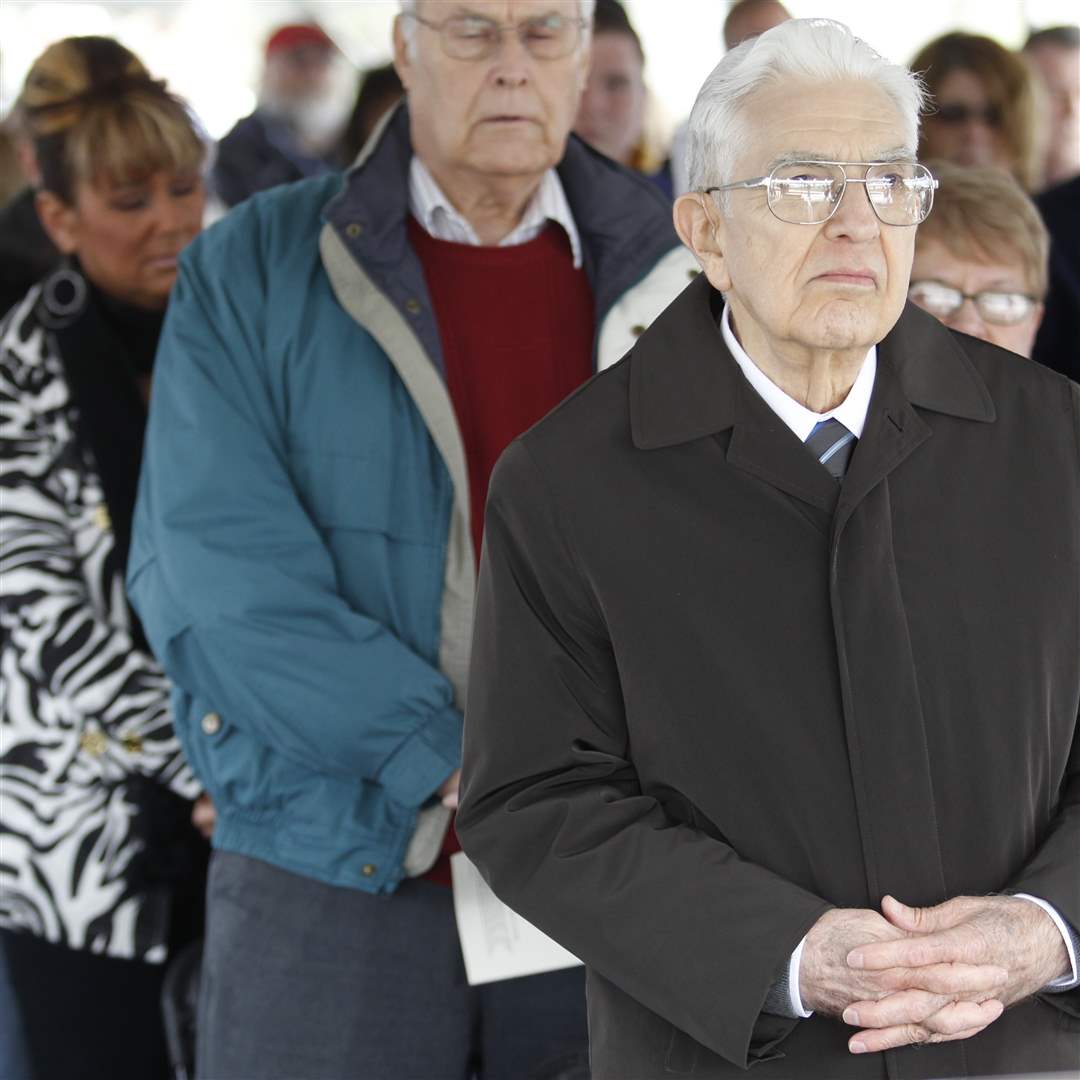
top-left (630, 271), bottom-right (996, 454)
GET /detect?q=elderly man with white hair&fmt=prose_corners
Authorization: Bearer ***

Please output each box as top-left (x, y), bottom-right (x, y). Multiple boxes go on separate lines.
top-left (129, 1), bottom-right (696, 1077)
top-left (458, 19), bottom-right (1080, 1079)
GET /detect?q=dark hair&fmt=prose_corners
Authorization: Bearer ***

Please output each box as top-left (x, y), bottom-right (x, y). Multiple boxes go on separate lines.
top-left (336, 64), bottom-right (404, 166)
top-left (19, 36), bottom-right (204, 202)
top-left (1025, 25), bottom-right (1080, 50)
top-left (592, 0), bottom-right (643, 61)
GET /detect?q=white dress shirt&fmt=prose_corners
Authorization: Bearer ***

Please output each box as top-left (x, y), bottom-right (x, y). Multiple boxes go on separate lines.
top-left (408, 156), bottom-right (583, 268)
top-left (720, 302), bottom-right (1080, 1017)
top-left (720, 302), bottom-right (876, 442)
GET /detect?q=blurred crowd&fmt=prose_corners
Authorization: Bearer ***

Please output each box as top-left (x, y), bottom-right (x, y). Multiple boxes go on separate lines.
top-left (0, 2), bottom-right (1077, 1079)
top-left (1, 3), bottom-right (1078, 371)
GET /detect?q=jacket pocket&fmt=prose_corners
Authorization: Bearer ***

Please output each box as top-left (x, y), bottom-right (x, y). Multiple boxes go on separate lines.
top-left (664, 1026), bottom-right (699, 1076)
top-left (290, 447), bottom-right (439, 545)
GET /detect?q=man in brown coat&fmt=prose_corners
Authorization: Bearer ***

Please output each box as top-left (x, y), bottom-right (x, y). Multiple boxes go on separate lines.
top-left (457, 19), bottom-right (1079, 1079)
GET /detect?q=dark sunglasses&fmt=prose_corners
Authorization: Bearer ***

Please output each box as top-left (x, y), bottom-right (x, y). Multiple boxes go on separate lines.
top-left (935, 102), bottom-right (1003, 128)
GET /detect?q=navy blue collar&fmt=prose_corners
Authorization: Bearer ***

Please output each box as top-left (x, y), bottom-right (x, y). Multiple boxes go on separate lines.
top-left (323, 103), bottom-right (680, 349)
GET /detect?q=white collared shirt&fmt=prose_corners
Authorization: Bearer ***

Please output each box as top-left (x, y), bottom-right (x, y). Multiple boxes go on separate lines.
top-left (720, 301), bottom-right (876, 441)
top-left (408, 156), bottom-right (583, 269)
top-left (720, 301), bottom-right (1079, 1017)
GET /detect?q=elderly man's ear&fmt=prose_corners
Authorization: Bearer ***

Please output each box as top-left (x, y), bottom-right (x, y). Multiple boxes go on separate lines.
top-left (392, 16), bottom-right (412, 90)
top-left (673, 193), bottom-right (732, 292)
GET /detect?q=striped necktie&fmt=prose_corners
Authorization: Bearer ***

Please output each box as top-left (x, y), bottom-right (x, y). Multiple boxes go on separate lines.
top-left (806, 418), bottom-right (856, 481)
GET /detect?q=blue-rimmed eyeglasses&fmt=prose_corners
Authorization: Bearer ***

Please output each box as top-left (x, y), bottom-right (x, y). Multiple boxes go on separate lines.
top-left (704, 161), bottom-right (939, 226)
top-left (404, 11), bottom-right (587, 61)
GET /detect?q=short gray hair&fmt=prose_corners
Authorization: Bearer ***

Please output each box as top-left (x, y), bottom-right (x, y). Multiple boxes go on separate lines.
top-left (399, 0), bottom-right (597, 53)
top-left (686, 19), bottom-right (926, 195)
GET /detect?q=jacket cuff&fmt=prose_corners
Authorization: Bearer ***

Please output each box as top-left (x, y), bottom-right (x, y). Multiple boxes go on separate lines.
top-left (377, 704), bottom-right (463, 807)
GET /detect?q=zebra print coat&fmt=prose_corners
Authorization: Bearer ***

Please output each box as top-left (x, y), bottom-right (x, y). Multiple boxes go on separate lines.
top-left (0, 286), bottom-right (200, 963)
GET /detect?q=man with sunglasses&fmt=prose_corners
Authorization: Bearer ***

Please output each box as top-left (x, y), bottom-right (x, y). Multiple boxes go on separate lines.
top-left (459, 18), bottom-right (1080, 1079)
top-left (131, 1), bottom-right (696, 1077)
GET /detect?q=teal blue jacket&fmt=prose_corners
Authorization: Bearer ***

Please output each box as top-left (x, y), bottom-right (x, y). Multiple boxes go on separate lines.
top-left (129, 107), bottom-right (689, 893)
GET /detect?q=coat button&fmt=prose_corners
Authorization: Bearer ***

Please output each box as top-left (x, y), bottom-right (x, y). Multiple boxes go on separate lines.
top-left (121, 733), bottom-right (143, 754)
top-left (80, 730), bottom-right (107, 756)
top-left (631, 324), bottom-right (646, 337)
top-left (93, 505), bottom-right (111, 531)
top-left (687, 268), bottom-right (701, 279)
top-left (201, 712), bottom-right (222, 736)
top-left (345, 222), bottom-right (363, 238)
top-left (404, 298), bottom-right (421, 315)
top-left (361, 863), bottom-right (377, 877)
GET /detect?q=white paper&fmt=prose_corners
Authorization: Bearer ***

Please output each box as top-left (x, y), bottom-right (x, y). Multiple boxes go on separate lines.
top-left (451, 851), bottom-right (583, 986)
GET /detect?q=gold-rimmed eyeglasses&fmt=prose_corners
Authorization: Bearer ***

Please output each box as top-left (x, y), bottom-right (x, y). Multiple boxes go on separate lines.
top-left (705, 161), bottom-right (939, 226)
top-left (405, 11), bottom-right (587, 61)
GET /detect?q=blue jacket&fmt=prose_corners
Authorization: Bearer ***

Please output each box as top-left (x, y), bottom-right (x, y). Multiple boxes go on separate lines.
top-left (129, 106), bottom-right (693, 893)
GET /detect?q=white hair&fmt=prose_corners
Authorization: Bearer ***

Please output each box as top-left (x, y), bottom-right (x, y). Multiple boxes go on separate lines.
top-left (686, 19), bottom-right (926, 195)
top-left (399, 0), bottom-right (597, 55)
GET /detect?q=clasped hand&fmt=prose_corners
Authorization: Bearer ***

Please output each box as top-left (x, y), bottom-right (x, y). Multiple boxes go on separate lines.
top-left (799, 894), bottom-right (1070, 1055)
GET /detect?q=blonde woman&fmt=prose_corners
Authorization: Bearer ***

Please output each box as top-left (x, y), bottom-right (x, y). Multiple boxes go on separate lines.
top-left (0, 36), bottom-right (208, 1079)
top-left (909, 161), bottom-right (1049, 357)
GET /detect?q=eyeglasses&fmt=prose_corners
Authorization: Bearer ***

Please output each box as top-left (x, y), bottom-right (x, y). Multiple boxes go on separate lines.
top-left (705, 161), bottom-right (938, 226)
top-left (909, 280), bottom-right (1038, 325)
top-left (405, 11), bottom-right (587, 61)
top-left (935, 103), bottom-right (1003, 128)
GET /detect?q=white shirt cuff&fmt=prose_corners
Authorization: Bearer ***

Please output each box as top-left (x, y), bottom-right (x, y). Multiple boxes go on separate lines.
top-left (789, 935), bottom-right (814, 1017)
top-left (1014, 893), bottom-right (1080, 988)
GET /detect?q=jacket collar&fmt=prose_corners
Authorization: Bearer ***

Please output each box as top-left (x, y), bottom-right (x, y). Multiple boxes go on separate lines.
top-left (553, 126), bottom-right (680, 318)
top-left (407, 155), bottom-right (583, 267)
top-left (323, 102), bottom-right (679, 323)
top-left (630, 272), bottom-right (996, 452)
top-left (323, 103), bottom-right (415, 273)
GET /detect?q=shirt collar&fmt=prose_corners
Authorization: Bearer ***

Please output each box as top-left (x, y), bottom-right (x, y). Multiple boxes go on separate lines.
top-left (408, 156), bottom-right (583, 268)
top-left (720, 302), bottom-right (876, 442)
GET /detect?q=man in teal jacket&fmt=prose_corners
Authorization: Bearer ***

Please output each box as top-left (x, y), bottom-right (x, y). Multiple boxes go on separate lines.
top-left (129, 2), bottom-right (695, 1075)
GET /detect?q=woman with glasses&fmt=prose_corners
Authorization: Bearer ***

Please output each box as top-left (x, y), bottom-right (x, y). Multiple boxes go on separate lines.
top-left (911, 32), bottom-right (1045, 192)
top-left (909, 160), bottom-right (1048, 358)
top-left (0, 36), bottom-right (209, 1079)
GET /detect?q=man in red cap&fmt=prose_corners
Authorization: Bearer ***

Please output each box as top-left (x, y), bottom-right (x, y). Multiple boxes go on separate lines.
top-left (212, 22), bottom-right (340, 207)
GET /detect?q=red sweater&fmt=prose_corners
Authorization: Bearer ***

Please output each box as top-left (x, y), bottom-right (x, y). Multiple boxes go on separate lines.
top-left (408, 215), bottom-right (595, 885)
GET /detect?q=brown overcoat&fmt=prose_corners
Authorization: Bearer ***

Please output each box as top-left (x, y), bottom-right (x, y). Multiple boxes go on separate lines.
top-left (458, 276), bottom-right (1080, 1079)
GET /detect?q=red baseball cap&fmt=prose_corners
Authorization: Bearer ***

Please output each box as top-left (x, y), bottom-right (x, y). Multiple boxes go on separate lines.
top-left (265, 23), bottom-right (334, 58)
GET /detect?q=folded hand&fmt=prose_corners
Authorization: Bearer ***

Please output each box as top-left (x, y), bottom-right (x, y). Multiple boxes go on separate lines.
top-left (839, 893), bottom-right (1068, 1053)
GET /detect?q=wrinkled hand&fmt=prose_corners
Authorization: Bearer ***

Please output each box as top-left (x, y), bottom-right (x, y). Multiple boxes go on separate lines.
top-left (840, 894), bottom-right (1068, 1054)
top-left (800, 908), bottom-right (908, 1016)
top-left (437, 769), bottom-right (461, 810)
top-left (800, 906), bottom-right (1008, 1056)
top-left (191, 794), bottom-right (216, 839)
top-left (852, 894), bottom-right (1069, 1008)
top-left (801, 907), bottom-right (1005, 1016)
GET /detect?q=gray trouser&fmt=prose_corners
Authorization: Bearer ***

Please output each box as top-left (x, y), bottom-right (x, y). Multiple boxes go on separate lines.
top-left (197, 851), bottom-right (589, 1080)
